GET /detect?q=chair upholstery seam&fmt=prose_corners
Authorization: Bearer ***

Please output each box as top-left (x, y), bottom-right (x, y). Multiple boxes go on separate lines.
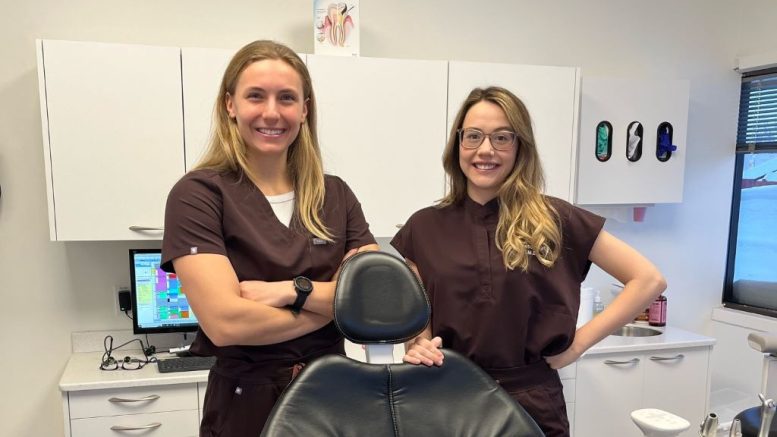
top-left (388, 365), bottom-right (399, 436)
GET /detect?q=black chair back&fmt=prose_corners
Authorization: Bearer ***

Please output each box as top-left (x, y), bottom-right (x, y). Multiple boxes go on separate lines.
top-left (261, 252), bottom-right (543, 437)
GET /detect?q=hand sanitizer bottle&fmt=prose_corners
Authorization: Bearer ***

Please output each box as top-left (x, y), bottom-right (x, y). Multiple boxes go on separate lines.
top-left (593, 290), bottom-right (605, 316)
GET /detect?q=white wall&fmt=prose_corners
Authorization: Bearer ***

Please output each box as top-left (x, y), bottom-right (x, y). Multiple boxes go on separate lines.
top-left (0, 1), bottom-right (774, 434)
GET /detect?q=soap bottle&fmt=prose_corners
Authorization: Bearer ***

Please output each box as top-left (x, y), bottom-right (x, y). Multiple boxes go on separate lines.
top-left (592, 290), bottom-right (604, 316)
top-left (649, 295), bottom-right (667, 327)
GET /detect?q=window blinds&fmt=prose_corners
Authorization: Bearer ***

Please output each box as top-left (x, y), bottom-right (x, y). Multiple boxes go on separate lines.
top-left (738, 69), bottom-right (777, 152)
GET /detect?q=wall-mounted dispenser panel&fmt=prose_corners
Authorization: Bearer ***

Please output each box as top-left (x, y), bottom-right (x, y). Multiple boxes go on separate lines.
top-left (576, 78), bottom-right (689, 205)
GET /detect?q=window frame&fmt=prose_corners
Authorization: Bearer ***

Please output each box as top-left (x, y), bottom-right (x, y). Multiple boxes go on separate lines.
top-left (722, 68), bottom-right (777, 318)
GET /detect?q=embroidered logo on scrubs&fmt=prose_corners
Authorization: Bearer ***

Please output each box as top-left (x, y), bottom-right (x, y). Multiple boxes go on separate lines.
top-left (190, 247), bottom-right (198, 255)
top-left (312, 238), bottom-right (328, 245)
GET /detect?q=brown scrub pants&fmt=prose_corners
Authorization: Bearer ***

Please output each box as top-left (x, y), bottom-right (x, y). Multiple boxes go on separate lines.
top-left (488, 361), bottom-right (570, 437)
top-left (199, 344), bottom-right (342, 437)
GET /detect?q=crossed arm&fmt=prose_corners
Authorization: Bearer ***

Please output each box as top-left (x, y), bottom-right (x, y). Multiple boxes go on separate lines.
top-left (173, 243), bottom-right (379, 347)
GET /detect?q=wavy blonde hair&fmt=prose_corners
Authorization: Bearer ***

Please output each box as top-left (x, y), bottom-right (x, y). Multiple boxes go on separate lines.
top-left (195, 40), bottom-right (331, 240)
top-left (440, 87), bottom-right (561, 271)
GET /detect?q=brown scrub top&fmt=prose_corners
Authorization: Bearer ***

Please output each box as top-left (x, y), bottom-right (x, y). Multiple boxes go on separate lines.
top-left (391, 195), bottom-right (604, 369)
top-left (161, 168), bottom-right (376, 363)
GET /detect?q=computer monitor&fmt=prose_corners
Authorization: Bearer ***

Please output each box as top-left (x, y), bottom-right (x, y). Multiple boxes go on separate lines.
top-left (129, 249), bottom-right (199, 334)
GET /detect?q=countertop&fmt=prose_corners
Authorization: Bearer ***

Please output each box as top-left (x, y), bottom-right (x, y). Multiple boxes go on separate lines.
top-left (59, 352), bottom-right (209, 392)
top-left (60, 324), bottom-right (715, 392)
top-left (585, 324), bottom-right (715, 356)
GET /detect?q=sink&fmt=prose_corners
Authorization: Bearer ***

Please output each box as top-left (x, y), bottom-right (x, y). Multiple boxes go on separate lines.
top-left (610, 325), bottom-right (663, 337)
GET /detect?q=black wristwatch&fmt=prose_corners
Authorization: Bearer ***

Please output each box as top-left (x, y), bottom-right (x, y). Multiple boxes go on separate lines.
top-left (290, 276), bottom-right (314, 314)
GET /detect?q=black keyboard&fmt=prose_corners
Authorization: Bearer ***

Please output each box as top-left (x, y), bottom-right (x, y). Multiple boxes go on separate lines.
top-left (157, 356), bottom-right (217, 373)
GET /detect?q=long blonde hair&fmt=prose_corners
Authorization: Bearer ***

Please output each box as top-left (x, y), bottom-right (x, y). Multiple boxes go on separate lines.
top-left (440, 87), bottom-right (561, 271)
top-left (196, 40), bottom-right (331, 240)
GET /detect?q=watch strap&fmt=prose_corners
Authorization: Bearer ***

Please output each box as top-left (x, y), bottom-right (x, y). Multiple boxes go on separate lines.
top-left (290, 277), bottom-right (312, 314)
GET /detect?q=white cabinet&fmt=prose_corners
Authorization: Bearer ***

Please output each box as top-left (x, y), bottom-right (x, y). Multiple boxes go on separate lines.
top-left (574, 346), bottom-right (711, 437)
top-left (575, 78), bottom-right (690, 205)
top-left (63, 384), bottom-right (199, 437)
top-left (642, 348), bottom-right (709, 430)
top-left (558, 362), bottom-right (577, 436)
top-left (307, 55), bottom-right (449, 237)
top-left (197, 381), bottom-right (206, 422)
top-left (180, 47), bottom-right (236, 171)
top-left (36, 40), bottom-right (185, 241)
top-left (36, 40), bottom-right (582, 240)
top-left (447, 61), bottom-right (581, 202)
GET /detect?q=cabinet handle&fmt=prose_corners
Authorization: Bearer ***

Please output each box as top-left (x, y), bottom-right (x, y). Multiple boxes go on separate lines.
top-left (108, 394), bottom-right (160, 403)
top-left (110, 422), bottom-right (162, 431)
top-left (129, 226), bottom-right (164, 231)
top-left (604, 358), bottom-right (640, 365)
top-left (396, 224), bottom-right (404, 229)
top-left (649, 354), bottom-right (684, 361)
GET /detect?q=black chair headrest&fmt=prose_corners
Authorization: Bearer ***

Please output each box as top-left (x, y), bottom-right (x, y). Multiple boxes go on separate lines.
top-left (334, 251), bottom-right (430, 344)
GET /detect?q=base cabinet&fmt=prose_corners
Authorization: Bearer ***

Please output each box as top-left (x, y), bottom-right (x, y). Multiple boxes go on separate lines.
top-left (573, 346), bottom-right (711, 437)
top-left (63, 384), bottom-right (200, 437)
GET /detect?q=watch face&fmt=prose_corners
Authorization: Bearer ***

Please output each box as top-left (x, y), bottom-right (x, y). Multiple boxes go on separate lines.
top-left (294, 276), bottom-right (313, 293)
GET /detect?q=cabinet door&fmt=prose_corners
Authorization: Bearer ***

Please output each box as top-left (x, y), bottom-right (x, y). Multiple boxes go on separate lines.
top-left (197, 382), bottom-right (206, 424)
top-left (181, 48), bottom-right (236, 171)
top-left (307, 55), bottom-right (448, 237)
top-left (642, 347), bottom-right (710, 437)
top-left (447, 61), bottom-right (581, 201)
top-left (37, 40), bottom-right (184, 240)
top-left (575, 353), bottom-right (644, 437)
top-left (576, 78), bottom-right (690, 205)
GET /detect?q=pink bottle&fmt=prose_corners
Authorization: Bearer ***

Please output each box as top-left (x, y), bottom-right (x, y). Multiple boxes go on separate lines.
top-left (649, 295), bottom-right (667, 327)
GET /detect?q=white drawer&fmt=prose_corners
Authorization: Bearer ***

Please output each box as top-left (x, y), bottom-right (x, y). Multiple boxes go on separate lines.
top-left (566, 402), bottom-right (575, 437)
top-left (558, 361), bottom-right (577, 380)
top-left (561, 377), bottom-right (576, 402)
top-left (68, 384), bottom-right (198, 419)
top-left (70, 409), bottom-right (199, 437)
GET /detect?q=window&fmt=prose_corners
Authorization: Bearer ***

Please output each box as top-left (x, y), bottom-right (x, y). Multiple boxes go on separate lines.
top-left (724, 68), bottom-right (777, 317)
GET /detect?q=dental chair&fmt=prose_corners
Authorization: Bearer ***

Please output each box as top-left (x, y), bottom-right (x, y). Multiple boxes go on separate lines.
top-left (730, 333), bottom-right (777, 437)
top-left (261, 251), bottom-right (543, 437)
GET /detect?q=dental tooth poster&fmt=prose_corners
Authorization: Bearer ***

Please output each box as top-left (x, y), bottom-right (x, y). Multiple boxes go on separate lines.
top-left (314, 0), bottom-right (360, 56)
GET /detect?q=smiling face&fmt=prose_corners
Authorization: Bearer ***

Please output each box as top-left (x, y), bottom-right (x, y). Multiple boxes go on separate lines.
top-left (225, 59), bottom-right (308, 160)
top-left (459, 101), bottom-right (518, 204)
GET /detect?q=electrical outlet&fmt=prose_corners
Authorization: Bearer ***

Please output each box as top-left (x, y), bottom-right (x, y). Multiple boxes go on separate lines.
top-left (114, 285), bottom-right (130, 315)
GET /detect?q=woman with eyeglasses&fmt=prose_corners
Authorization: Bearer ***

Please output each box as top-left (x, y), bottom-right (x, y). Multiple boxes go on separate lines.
top-left (391, 86), bottom-right (666, 436)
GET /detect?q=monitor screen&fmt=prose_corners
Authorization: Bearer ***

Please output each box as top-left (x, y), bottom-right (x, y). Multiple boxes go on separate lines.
top-left (129, 249), bottom-right (199, 334)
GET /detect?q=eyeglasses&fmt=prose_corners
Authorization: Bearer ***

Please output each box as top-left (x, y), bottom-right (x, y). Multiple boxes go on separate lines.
top-left (458, 128), bottom-right (517, 151)
top-left (100, 355), bottom-right (155, 371)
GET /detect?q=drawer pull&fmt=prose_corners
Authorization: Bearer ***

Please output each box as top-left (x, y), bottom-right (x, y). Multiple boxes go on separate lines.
top-left (108, 394), bottom-right (160, 403)
top-left (604, 358), bottom-right (640, 365)
top-left (110, 422), bottom-right (162, 431)
top-left (129, 226), bottom-right (164, 231)
top-left (649, 354), bottom-right (684, 361)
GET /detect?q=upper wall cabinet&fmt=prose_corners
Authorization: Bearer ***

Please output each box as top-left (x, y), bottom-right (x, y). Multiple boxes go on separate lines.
top-left (181, 48), bottom-right (236, 171)
top-left (307, 55), bottom-right (449, 237)
top-left (36, 40), bottom-right (185, 241)
top-left (447, 61), bottom-right (581, 202)
top-left (36, 39), bottom-right (583, 241)
top-left (575, 78), bottom-right (690, 205)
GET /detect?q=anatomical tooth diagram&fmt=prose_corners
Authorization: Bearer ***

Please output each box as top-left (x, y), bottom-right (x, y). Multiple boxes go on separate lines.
top-left (317, 3), bottom-right (355, 47)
